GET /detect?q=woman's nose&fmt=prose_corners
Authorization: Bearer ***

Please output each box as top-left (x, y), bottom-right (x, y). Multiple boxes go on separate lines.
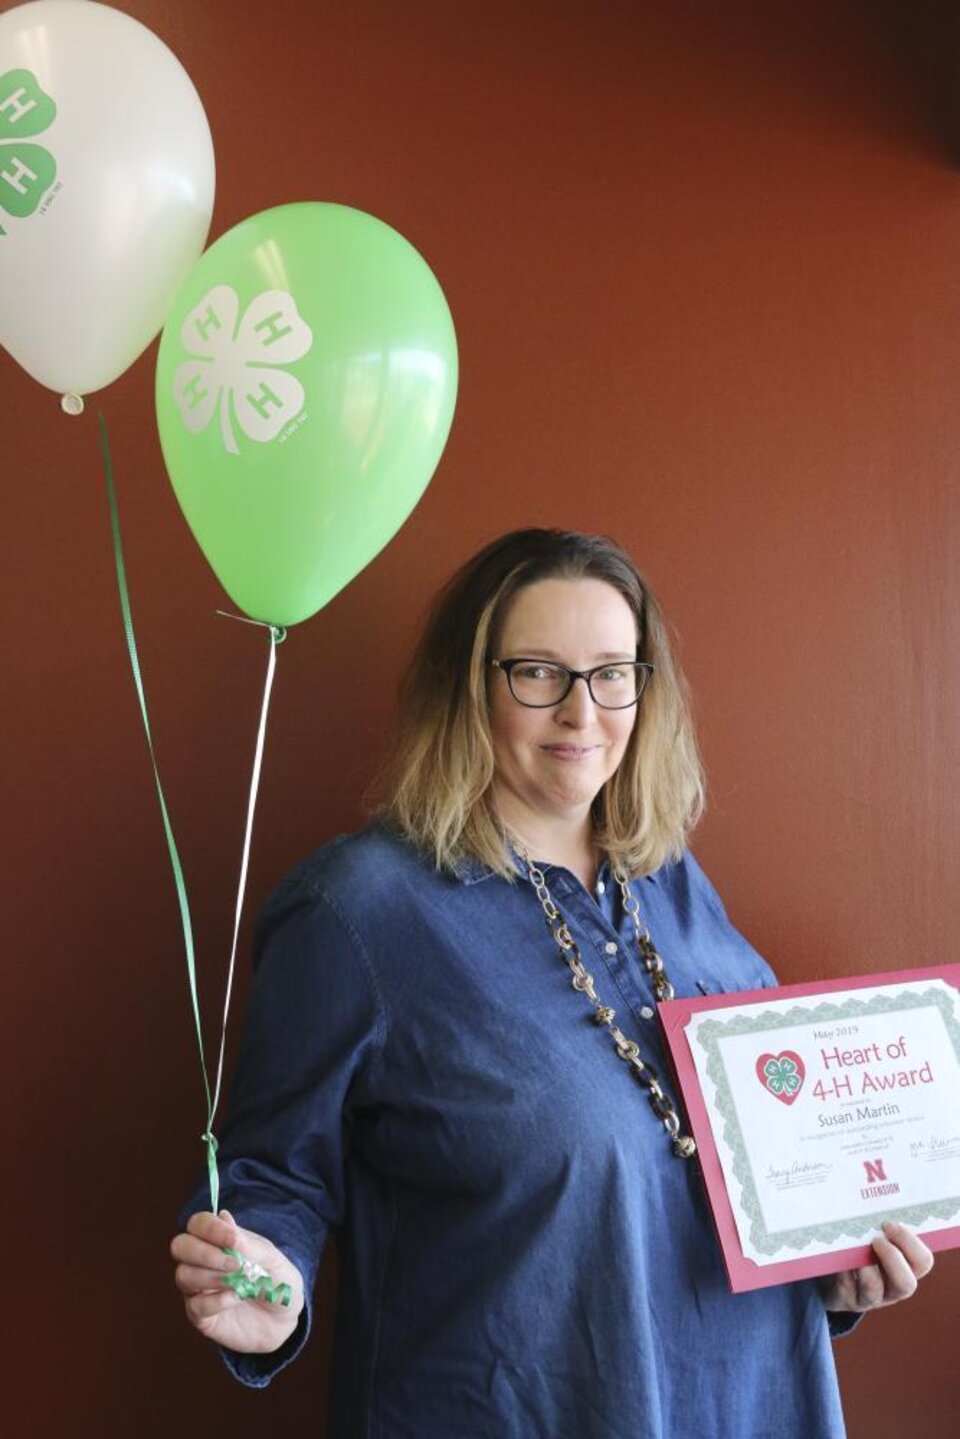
top-left (555, 674), bottom-right (597, 724)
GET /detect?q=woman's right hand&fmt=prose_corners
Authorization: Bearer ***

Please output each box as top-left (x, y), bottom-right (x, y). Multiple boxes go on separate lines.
top-left (170, 1209), bottom-right (305, 1354)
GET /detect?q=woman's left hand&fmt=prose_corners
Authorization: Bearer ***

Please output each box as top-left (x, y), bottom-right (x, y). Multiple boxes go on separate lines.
top-left (819, 1221), bottom-right (934, 1312)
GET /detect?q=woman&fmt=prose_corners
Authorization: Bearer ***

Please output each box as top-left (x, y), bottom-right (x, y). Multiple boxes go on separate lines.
top-left (171, 529), bottom-right (932, 1438)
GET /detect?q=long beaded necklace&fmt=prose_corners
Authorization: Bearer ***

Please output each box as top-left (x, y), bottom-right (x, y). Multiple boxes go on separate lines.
top-left (517, 846), bottom-right (697, 1159)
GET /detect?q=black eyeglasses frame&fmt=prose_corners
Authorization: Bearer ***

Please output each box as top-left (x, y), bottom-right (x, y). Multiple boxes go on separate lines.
top-left (488, 657), bottom-right (654, 710)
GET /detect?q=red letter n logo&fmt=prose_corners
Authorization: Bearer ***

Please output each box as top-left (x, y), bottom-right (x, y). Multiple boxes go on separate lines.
top-left (863, 1158), bottom-right (887, 1185)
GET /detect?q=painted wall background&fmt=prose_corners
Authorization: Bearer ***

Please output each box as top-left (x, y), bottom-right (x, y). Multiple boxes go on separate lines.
top-left (3, 2), bottom-right (957, 1433)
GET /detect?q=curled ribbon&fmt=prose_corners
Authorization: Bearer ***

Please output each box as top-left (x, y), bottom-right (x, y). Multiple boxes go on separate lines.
top-left (221, 1246), bottom-right (292, 1307)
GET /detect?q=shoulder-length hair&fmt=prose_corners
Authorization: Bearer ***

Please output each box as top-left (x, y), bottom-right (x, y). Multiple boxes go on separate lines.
top-left (376, 528), bottom-right (704, 879)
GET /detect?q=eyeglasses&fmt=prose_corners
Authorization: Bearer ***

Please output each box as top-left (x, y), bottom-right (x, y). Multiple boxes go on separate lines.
top-left (489, 657), bottom-right (654, 709)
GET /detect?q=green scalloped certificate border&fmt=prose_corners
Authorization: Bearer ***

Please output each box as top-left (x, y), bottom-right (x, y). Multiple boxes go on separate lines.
top-left (690, 983), bottom-right (960, 1261)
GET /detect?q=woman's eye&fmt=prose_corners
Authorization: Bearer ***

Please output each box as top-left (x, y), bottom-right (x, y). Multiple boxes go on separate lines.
top-left (517, 664), bottom-right (559, 681)
top-left (596, 667), bottom-right (626, 682)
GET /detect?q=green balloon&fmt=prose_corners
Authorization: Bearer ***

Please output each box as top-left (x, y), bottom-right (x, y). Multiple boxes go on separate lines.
top-left (155, 203), bottom-right (458, 626)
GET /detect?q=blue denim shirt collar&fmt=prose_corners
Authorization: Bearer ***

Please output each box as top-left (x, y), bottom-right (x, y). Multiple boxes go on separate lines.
top-left (451, 844), bottom-right (656, 890)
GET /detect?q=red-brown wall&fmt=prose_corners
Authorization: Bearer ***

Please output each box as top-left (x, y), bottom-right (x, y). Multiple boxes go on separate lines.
top-left (4, 3), bottom-right (957, 1434)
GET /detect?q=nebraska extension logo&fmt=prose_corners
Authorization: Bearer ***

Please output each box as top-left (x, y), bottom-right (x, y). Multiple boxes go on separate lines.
top-left (861, 1157), bottom-right (900, 1200)
top-left (0, 69), bottom-right (57, 225)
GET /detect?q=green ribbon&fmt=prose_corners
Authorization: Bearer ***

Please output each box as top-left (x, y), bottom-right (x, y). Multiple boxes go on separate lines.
top-left (221, 1247), bottom-right (292, 1307)
top-left (99, 412), bottom-right (284, 1218)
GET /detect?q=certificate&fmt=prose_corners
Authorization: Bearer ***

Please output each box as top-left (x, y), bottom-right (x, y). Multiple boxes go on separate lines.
top-left (659, 964), bottom-right (960, 1292)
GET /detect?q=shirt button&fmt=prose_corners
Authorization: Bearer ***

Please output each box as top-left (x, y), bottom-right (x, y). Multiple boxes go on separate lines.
top-left (604, 941), bottom-right (618, 955)
top-left (596, 879), bottom-right (605, 895)
top-left (641, 1006), bottom-right (655, 1020)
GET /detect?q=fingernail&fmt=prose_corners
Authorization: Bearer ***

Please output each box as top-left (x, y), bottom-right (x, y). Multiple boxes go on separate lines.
top-left (219, 1208), bottom-right (235, 1225)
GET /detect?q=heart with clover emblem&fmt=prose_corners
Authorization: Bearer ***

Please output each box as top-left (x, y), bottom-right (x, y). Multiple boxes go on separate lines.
top-left (755, 1050), bottom-right (806, 1105)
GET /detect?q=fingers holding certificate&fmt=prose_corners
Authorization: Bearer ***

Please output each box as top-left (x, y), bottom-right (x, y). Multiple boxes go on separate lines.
top-left (659, 964), bottom-right (960, 1293)
top-left (819, 1220), bottom-right (935, 1311)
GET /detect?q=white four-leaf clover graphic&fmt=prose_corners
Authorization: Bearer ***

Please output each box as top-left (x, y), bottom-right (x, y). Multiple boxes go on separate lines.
top-left (173, 285), bottom-right (313, 455)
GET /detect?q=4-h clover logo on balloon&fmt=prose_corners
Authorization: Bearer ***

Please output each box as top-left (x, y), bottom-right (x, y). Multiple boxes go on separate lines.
top-left (755, 1050), bottom-right (806, 1106)
top-left (0, 69), bottom-right (57, 221)
top-left (172, 285), bottom-right (314, 455)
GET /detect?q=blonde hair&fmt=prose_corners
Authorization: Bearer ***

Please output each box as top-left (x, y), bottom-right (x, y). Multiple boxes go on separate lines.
top-left (376, 529), bottom-right (704, 879)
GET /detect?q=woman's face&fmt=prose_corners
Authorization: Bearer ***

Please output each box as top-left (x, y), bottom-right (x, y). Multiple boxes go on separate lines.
top-left (488, 577), bottom-right (639, 832)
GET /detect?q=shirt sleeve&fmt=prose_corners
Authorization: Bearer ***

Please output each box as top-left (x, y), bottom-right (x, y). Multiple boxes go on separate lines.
top-left (178, 872), bottom-right (386, 1388)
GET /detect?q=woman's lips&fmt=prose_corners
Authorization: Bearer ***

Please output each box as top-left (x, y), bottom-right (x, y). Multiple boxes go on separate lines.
top-left (541, 744), bottom-right (598, 761)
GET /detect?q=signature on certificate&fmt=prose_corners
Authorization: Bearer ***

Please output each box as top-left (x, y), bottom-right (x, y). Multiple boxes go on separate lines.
top-left (909, 1135), bottom-right (960, 1160)
top-left (764, 1160), bottom-right (831, 1189)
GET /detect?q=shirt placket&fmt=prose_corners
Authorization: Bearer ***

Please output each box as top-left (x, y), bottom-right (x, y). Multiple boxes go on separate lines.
top-left (548, 868), bottom-right (665, 1043)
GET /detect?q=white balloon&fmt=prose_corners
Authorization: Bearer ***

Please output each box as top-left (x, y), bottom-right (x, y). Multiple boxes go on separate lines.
top-left (0, 0), bottom-right (215, 396)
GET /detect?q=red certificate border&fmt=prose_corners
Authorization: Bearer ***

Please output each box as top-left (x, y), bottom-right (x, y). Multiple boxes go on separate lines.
top-left (658, 963), bottom-right (960, 1293)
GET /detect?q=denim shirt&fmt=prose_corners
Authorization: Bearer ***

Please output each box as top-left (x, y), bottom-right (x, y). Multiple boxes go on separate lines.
top-left (186, 822), bottom-right (853, 1438)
